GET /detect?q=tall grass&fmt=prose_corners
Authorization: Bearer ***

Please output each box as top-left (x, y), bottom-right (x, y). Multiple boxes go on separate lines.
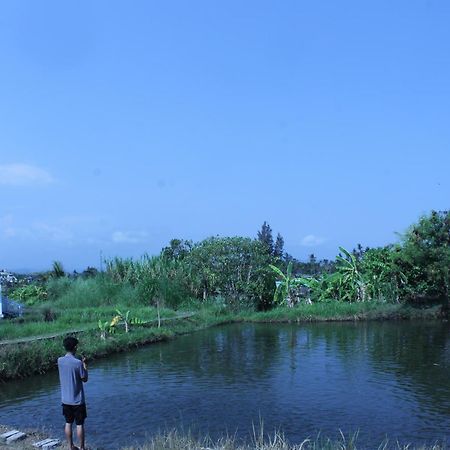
top-left (1, 425), bottom-right (446, 450)
top-left (0, 269), bottom-right (193, 345)
top-left (0, 306), bottom-right (177, 340)
top-left (0, 326), bottom-right (171, 380)
top-left (1, 267), bottom-right (443, 381)
top-left (106, 255), bottom-right (193, 308)
top-left (47, 275), bottom-right (141, 308)
top-left (234, 302), bottom-right (443, 323)
top-left (120, 429), bottom-right (447, 450)
top-left (0, 308), bottom-right (231, 380)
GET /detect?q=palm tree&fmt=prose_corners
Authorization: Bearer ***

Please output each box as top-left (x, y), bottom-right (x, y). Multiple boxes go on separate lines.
top-left (52, 261), bottom-right (65, 278)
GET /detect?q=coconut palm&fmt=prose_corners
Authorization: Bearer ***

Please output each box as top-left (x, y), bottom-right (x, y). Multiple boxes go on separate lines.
top-left (52, 261), bottom-right (65, 278)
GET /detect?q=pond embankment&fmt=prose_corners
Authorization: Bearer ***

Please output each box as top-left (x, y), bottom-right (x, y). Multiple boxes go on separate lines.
top-left (0, 302), bottom-right (445, 382)
top-left (1, 318), bottom-right (449, 449)
top-left (0, 425), bottom-right (446, 450)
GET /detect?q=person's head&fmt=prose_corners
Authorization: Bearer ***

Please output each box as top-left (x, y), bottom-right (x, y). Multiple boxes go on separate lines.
top-left (63, 336), bottom-right (79, 353)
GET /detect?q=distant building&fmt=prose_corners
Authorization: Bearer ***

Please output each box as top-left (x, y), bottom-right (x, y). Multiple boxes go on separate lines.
top-left (0, 270), bottom-right (17, 318)
top-left (0, 270), bottom-right (18, 285)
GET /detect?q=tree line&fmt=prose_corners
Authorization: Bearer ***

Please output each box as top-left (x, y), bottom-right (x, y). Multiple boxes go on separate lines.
top-left (105, 210), bottom-right (449, 310)
top-left (8, 210), bottom-right (450, 312)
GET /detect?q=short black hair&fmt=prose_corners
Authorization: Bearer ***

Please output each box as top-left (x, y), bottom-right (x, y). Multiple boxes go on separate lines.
top-left (63, 336), bottom-right (79, 352)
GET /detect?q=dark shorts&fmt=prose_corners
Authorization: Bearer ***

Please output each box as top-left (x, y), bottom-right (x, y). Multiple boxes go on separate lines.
top-left (62, 403), bottom-right (87, 425)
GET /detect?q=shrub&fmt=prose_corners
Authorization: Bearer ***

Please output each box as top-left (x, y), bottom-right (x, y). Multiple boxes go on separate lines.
top-left (9, 284), bottom-right (48, 306)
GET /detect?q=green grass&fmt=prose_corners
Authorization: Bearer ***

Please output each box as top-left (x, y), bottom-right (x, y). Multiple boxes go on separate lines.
top-left (0, 307), bottom-right (228, 380)
top-left (0, 273), bottom-right (444, 382)
top-left (0, 306), bottom-right (177, 341)
top-left (1, 326), bottom-right (166, 380)
top-left (0, 425), bottom-right (446, 450)
top-left (234, 302), bottom-right (443, 323)
top-left (120, 429), bottom-right (447, 450)
top-left (4, 301), bottom-right (435, 343)
top-left (47, 276), bottom-right (142, 308)
top-left (0, 300), bottom-right (442, 381)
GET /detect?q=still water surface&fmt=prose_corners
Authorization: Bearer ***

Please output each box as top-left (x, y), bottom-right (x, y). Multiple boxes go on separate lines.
top-left (1, 321), bottom-right (449, 448)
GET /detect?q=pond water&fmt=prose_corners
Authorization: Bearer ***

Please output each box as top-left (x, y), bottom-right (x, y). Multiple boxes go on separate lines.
top-left (1, 321), bottom-right (449, 449)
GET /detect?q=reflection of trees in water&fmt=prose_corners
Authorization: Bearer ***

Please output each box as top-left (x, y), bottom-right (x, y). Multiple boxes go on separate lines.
top-left (0, 370), bottom-right (60, 406)
top-left (301, 321), bottom-right (450, 416)
top-left (300, 322), bottom-right (372, 373)
top-left (118, 324), bottom-right (285, 383)
top-left (367, 321), bottom-right (450, 415)
top-left (307, 321), bottom-right (370, 354)
top-left (3, 322), bottom-right (448, 421)
top-left (164, 325), bottom-right (281, 383)
top-left (119, 320), bottom-right (450, 416)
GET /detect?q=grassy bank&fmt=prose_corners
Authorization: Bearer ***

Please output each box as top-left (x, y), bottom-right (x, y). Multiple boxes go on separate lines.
top-left (122, 429), bottom-right (447, 450)
top-left (0, 305), bottom-right (178, 341)
top-left (0, 301), bottom-right (444, 382)
top-left (0, 307), bottom-right (227, 381)
top-left (0, 425), bottom-right (446, 450)
top-left (236, 302), bottom-right (444, 323)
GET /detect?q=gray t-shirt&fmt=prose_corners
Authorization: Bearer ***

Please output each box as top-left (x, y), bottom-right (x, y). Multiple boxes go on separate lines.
top-left (57, 353), bottom-right (87, 405)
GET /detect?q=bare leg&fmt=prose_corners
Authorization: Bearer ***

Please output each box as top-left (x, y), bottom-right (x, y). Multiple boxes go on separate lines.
top-left (64, 423), bottom-right (73, 449)
top-left (76, 425), bottom-right (85, 450)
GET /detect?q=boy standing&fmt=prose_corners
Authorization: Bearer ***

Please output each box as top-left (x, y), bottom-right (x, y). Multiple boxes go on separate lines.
top-left (58, 337), bottom-right (88, 450)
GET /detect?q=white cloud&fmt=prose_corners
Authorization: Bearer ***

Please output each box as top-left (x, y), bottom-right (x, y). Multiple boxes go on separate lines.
top-left (112, 231), bottom-right (148, 244)
top-left (33, 222), bottom-right (74, 242)
top-left (1, 215), bottom-right (149, 247)
top-left (301, 234), bottom-right (326, 247)
top-left (0, 163), bottom-right (54, 186)
top-left (0, 215), bottom-right (13, 226)
top-left (0, 214), bottom-right (17, 238)
top-left (0, 214), bottom-right (32, 239)
top-left (0, 215), bottom-right (74, 242)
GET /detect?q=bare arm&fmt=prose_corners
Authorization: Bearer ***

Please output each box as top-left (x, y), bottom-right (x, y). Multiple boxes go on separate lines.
top-left (81, 357), bottom-right (88, 382)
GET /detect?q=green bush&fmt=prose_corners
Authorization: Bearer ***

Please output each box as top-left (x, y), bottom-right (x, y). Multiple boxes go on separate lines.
top-left (184, 236), bottom-right (276, 309)
top-left (394, 210), bottom-right (450, 306)
top-left (47, 277), bottom-right (72, 301)
top-left (50, 276), bottom-right (139, 308)
top-left (9, 284), bottom-right (48, 306)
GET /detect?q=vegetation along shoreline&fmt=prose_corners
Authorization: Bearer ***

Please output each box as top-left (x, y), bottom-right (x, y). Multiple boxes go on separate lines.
top-left (0, 424), bottom-right (447, 450)
top-left (1, 210), bottom-right (448, 382)
top-left (0, 302), bottom-right (445, 382)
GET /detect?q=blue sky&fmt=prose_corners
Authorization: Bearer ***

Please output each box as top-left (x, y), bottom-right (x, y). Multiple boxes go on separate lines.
top-left (0, 0), bottom-right (449, 272)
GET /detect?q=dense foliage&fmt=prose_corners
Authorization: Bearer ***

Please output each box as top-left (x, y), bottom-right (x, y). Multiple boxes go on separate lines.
top-left (272, 211), bottom-right (449, 308)
top-left (394, 210), bottom-right (449, 305)
top-left (106, 236), bottom-right (276, 310)
top-left (3, 211), bottom-right (448, 312)
top-left (9, 284), bottom-right (48, 306)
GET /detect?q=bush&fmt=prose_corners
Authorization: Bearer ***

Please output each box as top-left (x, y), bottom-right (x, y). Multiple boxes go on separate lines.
top-left (50, 276), bottom-right (140, 308)
top-left (9, 284), bottom-right (48, 306)
top-left (184, 237), bottom-right (276, 309)
top-left (42, 307), bottom-right (57, 322)
top-left (47, 277), bottom-right (72, 301)
top-left (394, 210), bottom-right (450, 306)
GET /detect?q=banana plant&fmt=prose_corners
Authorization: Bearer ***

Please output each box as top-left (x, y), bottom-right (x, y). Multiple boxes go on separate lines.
top-left (10, 285), bottom-right (47, 305)
top-left (130, 316), bottom-right (145, 325)
top-left (98, 320), bottom-right (109, 340)
top-left (115, 309), bottom-right (131, 332)
top-left (270, 262), bottom-right (296, 307)
top-left (335, 247), bottom-right (366, 301)
top-left (292, 275), bottom-right (321, 303)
